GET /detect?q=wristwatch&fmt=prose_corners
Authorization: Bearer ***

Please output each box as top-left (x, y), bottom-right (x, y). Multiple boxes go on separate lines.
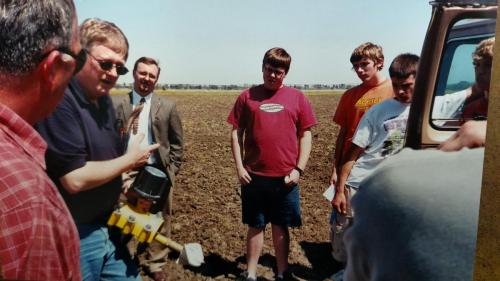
top-left (294, 166), bottom-right (304, 176)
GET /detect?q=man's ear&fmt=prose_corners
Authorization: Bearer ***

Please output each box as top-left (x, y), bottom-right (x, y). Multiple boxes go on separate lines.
top-left (376, 59), bottom-right (384, 71)
top-left (38, 50), bottom-right (74, 94)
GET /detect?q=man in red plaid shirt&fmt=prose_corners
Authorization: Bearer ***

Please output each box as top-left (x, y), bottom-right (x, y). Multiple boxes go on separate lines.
top-left (0, 0), bottom-right (84, 280)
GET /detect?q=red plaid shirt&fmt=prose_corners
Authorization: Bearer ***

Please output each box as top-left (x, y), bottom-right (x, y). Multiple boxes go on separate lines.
top-left (0, 105), bottom-right (81, 281)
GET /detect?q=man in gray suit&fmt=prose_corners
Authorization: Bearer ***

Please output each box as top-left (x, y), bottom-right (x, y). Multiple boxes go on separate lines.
top-left (114, 57), bottom-right (183, 281)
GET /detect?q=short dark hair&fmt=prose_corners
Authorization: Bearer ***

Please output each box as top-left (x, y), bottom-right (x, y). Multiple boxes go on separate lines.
top-left (389, 53), bottom-right (420, 79)
top-left (133, 56), bottom-right (161, 76)
top-left (262, 47), bottom-right (291, 74)
top-left (0, 0), bottom-right (75, 75)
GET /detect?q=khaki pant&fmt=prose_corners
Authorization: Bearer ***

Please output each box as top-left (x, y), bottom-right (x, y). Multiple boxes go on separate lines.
top-left (140, 186), bottom-right (173, 273)
top-left (331, 184), bottom-right (357, 263)
top-left (124, 181), bottom-right (174, 274)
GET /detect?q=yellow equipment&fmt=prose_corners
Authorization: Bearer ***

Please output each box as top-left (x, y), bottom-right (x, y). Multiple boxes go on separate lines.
top-left (107, 202), bottom-right (164, 244)
top-left (107, 202), bottom-right (205, 267)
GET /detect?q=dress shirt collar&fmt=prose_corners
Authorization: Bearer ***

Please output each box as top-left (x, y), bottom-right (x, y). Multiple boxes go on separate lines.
top-left (132, 90), bottom-right (152, 106)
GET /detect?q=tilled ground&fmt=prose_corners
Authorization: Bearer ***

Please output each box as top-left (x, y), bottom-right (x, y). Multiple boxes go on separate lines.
top-left (113, 92), bottom-right (342, 281)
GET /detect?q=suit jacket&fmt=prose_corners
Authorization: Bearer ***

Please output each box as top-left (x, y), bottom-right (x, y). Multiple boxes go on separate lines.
top-left (114, 92), bottom-right (183, 234)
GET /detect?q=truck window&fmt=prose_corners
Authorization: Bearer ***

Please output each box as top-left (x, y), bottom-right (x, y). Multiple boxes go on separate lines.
top-left (430, 18), bottom-right (495, 128)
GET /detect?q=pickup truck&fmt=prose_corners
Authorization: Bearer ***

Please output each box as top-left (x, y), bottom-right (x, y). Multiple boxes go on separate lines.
top-left (405, 0), bottom-right (496, 149)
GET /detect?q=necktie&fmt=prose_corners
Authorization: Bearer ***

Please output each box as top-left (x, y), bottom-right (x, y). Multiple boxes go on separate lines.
top-left (126, 97), bottom-right (145, 135)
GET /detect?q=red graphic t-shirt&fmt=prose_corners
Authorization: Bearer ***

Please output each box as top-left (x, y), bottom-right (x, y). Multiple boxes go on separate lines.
top-left (228, 85), bottom-right (317, 176)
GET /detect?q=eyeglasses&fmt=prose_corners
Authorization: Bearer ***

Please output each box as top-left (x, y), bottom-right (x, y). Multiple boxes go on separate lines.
top-left (86, 50), bottom-right (129, 75)
top-left (40, 47), bottom-right (87, 74)
top-left (263, 65), bottom-right (286, 78)
top-left (59, 47), bottom-right (87, 74)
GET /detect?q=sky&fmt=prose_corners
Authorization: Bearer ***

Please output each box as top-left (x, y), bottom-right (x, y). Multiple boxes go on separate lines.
top-left (74, 0), bottom-right (432, 85)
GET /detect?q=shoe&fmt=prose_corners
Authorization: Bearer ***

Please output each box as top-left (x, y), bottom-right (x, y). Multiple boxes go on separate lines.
top-left (151, 271), bottom-right (167, 281)
top-left (275, 271), bottom-right (300, 281)
top-left (235, 271), bottom-right (257, 281)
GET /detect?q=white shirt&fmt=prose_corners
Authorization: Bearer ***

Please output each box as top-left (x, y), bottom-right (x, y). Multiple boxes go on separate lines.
top-left (348, 99), bottom-right (410, 188)
top-left (127, 90), bottom-right (155, 163)
top-left (432, 89), bottom-right (467, 120)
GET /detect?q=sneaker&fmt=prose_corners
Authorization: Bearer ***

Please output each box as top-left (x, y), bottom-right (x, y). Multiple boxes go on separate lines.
top-left (235, 271), bottom-right (257, 281)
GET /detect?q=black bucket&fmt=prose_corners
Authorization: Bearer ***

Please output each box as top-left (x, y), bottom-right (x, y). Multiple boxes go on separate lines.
top-left (132, 166), bottom-right (170, 200)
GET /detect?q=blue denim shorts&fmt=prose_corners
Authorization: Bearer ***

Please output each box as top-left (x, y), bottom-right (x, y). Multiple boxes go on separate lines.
top-left (241, 173), bottom-right (302, 228)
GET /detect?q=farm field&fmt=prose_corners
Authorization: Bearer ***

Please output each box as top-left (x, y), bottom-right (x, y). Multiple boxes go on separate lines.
top-left (111, 90), bottom-right (344, 281)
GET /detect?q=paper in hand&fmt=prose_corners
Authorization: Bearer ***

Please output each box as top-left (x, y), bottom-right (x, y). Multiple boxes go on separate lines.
top-left (323, 184), bottom-right (336, 201)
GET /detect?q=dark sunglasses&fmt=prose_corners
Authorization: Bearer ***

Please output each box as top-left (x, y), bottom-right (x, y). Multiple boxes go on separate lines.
top-left (57, 47), bottom-right (87, 74)
top-left (39, 47), bottom-right (87, 74)
top-left (86, 50), bottom-right (129, 75)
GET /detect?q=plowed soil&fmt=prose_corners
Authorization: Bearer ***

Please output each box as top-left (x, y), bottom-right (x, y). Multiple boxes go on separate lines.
top-left (112, 91), bottom-right (342, 281)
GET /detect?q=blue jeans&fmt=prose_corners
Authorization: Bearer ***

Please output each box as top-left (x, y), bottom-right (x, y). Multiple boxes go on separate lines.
top-left (77, 224), bottom-right (142, 281)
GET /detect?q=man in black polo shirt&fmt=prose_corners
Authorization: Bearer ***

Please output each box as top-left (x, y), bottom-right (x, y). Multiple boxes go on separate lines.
top-left (36, 18), bottom-right (158, 281)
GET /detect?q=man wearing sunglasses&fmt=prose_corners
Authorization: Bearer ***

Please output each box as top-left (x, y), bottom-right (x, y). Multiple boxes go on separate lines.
top-left (0, 0), bottom-right (82, 280)
top-left (36, 18), bottom-right (158, 281)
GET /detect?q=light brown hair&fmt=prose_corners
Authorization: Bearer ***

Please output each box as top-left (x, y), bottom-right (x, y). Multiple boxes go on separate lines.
top-left (350, 42), bottom-right (385, 70)
top-left (473, 37), bottom-right (495, 64)
top-left (80, 18), bottom-right (129, 60)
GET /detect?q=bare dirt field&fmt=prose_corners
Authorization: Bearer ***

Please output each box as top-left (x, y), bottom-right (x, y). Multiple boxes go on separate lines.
top-left (112, 90), bottom-right (343, 281)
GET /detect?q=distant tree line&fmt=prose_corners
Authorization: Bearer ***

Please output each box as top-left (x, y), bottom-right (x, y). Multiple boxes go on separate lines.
top-left (114, 82), bottom-right (355, 90)
top-left (446, 81), bottom-right (472, 92)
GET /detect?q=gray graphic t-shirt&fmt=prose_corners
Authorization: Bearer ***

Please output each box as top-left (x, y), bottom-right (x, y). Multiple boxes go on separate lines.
top-left (347, 98), bottom-right (410, 188)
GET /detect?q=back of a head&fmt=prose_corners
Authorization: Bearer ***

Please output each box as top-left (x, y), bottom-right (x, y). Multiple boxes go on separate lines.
top-left (346, 148), bottom-right (484, 281)
top-left (80, 18), bottom-right (129, 60)
top-left (350, 42), bottom-right (385, 70)
top-left (389, 53), bottom-right (420, 79)
top-left (262, 47), bottom-right (291, 74)
top-left (0, 0), bottom-right (75, 76)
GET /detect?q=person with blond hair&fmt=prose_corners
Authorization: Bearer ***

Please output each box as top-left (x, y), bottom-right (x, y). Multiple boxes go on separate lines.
top-left (433, 37), bottom-right (495, 122)
top-left (329, 42), bottom-right (393, 264)
top-left (331, 54), bottom-right (419, 279)
top-left (461, 37), bottom-right (494, 119)
top-left (36, 18), bottom-right (158, 280)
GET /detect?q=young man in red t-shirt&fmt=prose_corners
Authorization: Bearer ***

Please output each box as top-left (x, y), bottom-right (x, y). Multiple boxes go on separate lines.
top-left (329, 42), bottom-right (394, 265)
top-left (228, 47), bottom-right (317, 281)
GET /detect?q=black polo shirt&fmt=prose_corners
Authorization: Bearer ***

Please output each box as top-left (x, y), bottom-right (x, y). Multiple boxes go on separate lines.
top-left (36, 78), bottom-right (122, 225)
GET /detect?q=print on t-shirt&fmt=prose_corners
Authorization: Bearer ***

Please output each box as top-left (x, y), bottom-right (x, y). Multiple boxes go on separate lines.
top-left (381, 115), bottom-right (407, 157)
top-left (355, 97), bottom-right (384, 111)
top-left (259, 103), bottom-right (285, 113)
